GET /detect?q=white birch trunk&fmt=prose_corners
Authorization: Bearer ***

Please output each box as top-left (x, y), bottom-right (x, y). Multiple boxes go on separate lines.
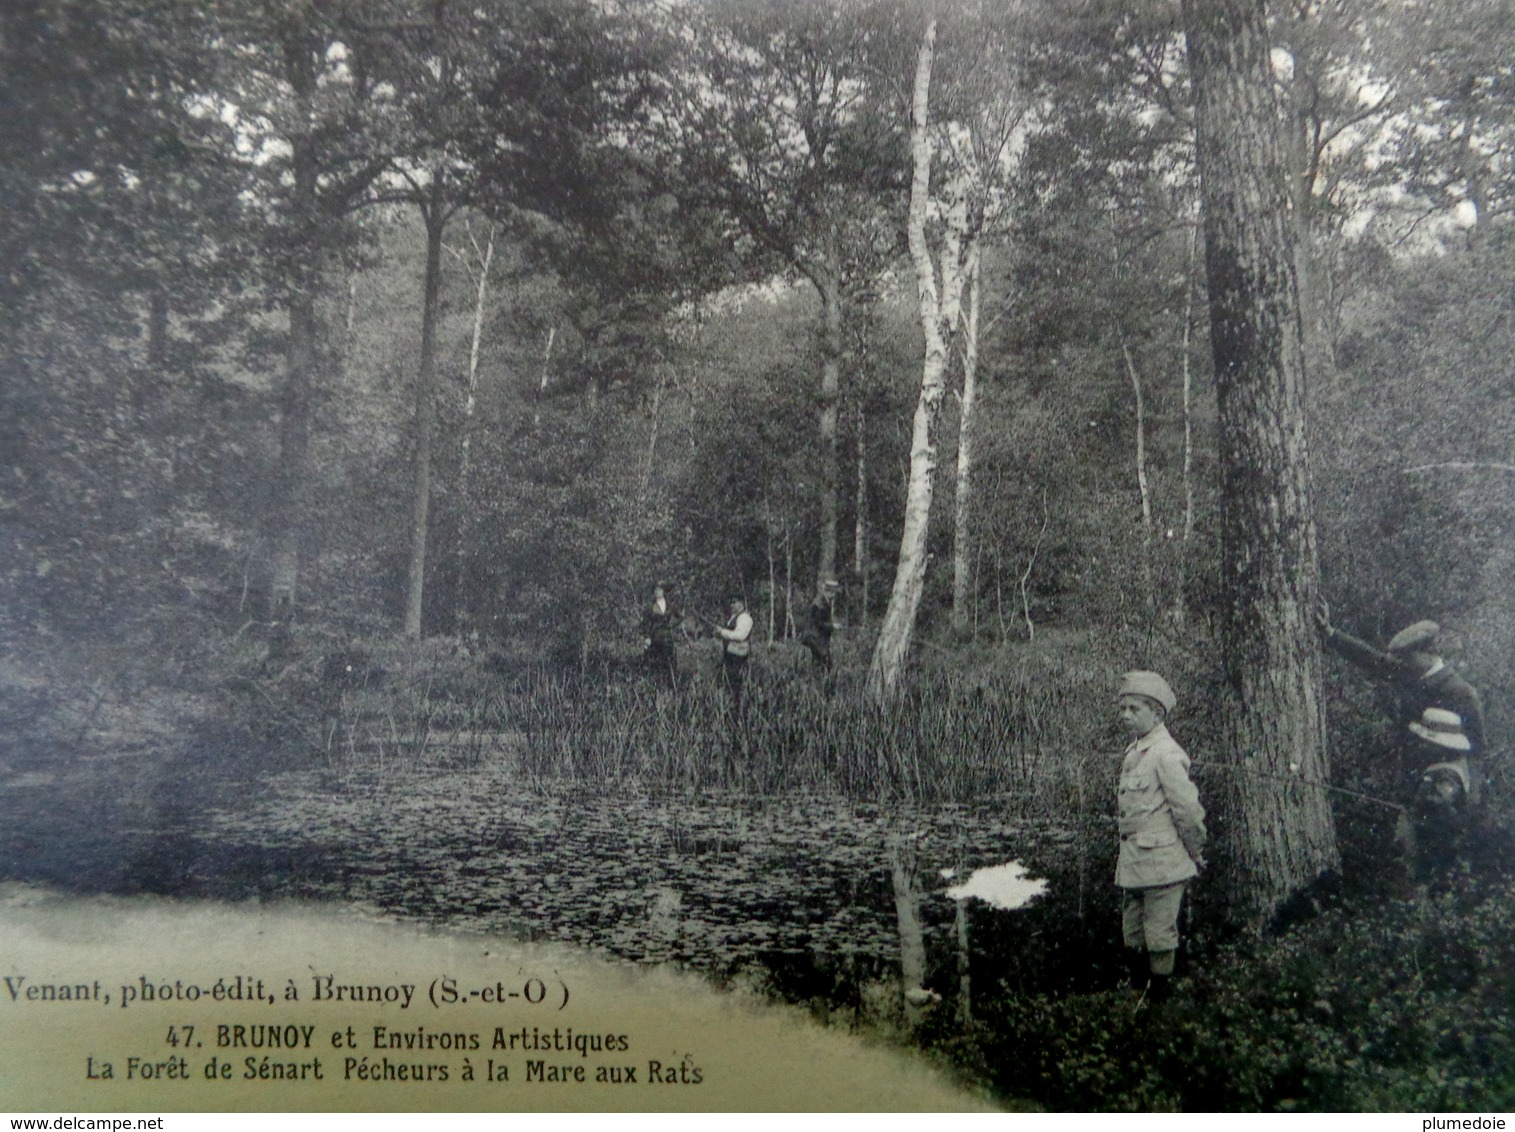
top-left (867, 19), bottom-right (968, 702)
top-left (1121, 341), bottom-right (1156, 618)
top-left (454, 223), bottom-right (493, 631)
top-left (950, 241), bottom-right (982, 636)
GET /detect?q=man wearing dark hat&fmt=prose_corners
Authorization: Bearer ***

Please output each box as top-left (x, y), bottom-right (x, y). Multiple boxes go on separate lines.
top-left (1114, 671), bottom-right (1207, 999)
top-left (640, 583), bottom-right (677, 686)
top-left (800, 579), bottom-right (841, 676)
top-left (1317, 608), bottom-right (1485, 872)
top-left (1316, 610), bottom-right (1485, 804)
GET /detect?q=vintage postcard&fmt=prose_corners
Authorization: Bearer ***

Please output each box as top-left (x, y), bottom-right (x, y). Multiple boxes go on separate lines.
top-left (3, 0), bottom-right (1511, 1116)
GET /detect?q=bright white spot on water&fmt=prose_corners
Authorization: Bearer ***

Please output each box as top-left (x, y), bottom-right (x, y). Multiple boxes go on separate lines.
top-left (943, 861), bottom-right (1048, 910)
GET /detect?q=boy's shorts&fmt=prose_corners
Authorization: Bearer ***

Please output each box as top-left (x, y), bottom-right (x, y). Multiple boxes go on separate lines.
top-left (1120, 881), bottom-right (1187, 952)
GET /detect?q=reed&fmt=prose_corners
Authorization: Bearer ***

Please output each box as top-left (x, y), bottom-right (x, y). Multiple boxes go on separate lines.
top-left (495, 658), bottom-right (1117, 818)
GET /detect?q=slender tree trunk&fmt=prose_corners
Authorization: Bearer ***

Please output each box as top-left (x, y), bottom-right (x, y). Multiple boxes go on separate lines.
top-left (766, 520), bottom-right (777, 645)
top-left (404, 187), bottom-right (447, 639)
top-left (271, 288), bottom-right (318, 614)
top-left (812, 262), bottom-right (843, 593)
top-left (950, 242), bottom-right (982, 637)
top-left (1181, 218), bottom-right (1198, 548)
top-left (854, 401), bottom-right (868, 625)
top-left (454, 222), bottom-right (493, 632)
top-left (784, 528), bottom-right (796, 640)
top-left (1020, 485), bottom-right (1049, 641)
top-left (269, 44), bottom-right (322, 616)
top-left (869, 19), bottom-right (966, 702)
top-left (533, 325), bottom-right (555, 428)
top-left (1121, 341), bottom-right (1156, 618)
top-left (1175, 217), bottom-right (1199, 624)
top-left (1183, 0), bottom-right (1339, 920)
top-left (1457, 103), bottom-right (1490, 250)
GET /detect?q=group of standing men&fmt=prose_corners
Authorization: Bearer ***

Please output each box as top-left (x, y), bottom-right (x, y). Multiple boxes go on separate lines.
top-left (639, 580), bottom-right (841, 705)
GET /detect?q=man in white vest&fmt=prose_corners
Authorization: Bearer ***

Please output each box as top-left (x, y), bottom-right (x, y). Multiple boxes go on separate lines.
top-left (715, 594), bottom-right (753, 709)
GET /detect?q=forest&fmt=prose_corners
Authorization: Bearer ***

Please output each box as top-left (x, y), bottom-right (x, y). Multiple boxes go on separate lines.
top-left (3, 0), bottom-right (1515, 1113)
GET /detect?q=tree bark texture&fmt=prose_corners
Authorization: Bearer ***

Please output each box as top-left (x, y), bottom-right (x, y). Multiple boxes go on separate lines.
top-left (1183, 0), bottom-right (1339, 919)
top-left (854, 401), bottom-right (868, 624)
top-left (950, 242), bottom-right (982, 637)
top-left (868, 18), bottom-right (962, 702)
top-left (816, 264), bottom-right (843, 593)
top-left (270, 49), bottom-right (321, 615)
top-left (1121, 341), bottom-right (1156, 618)
top-left (454, 223), bottom-right (493, 631)
top-left (271, 288), bottom-right (318, 613)
top-left (404, 190), bottom-right (446, 638)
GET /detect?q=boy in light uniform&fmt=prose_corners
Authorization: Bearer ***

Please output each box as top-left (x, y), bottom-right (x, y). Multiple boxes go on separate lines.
top-left (1114, 671), bottom-right (1207, 997)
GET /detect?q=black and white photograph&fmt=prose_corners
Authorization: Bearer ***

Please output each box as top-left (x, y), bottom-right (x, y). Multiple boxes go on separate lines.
top-left (2, 0), bottom-right (1513, 1115)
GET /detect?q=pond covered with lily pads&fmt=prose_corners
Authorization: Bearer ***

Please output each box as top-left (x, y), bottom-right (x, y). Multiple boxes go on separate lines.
top-left (184, 752), bottom-right (1107, 1006)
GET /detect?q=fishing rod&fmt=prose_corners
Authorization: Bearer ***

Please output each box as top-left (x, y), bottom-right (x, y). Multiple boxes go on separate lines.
top-left (1192, 758), bottom-right (1407, 812)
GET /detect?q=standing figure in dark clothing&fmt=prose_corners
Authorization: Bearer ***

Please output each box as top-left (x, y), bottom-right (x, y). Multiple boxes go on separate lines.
top-left (1317, 607), bottom-right (1485, 871)
top-left (641, 584), bottom-right (676, 685)
top-left (800, 578), bottom-right (841, 675)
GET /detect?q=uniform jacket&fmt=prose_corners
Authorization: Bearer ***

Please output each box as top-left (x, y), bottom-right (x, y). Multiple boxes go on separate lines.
top-left (1116, 723), bottom-right (1207, 889)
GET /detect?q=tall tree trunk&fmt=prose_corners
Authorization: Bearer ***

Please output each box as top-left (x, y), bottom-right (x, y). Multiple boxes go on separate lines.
top-left (868, 18), bottom-right (965, 702)
top-left (271, 287), bottom-right (318, 614)
top-left (1457, 102), bottom-right (1490, 250)
top-left (950, 242), bottom-right (982, 638)
top-left (454, 222), bottom-right (493, 632)
top-left (1183, 0), bottom-right (1339, 920)
top-left (404, 187), bottom-right (447, 639)
top-left (1175, 217), bottom-right (1199, 624)
top-left (854, 401), bottom-right (868, 625)
top-left (270, 73), bottom-right (322, 616)
top-left (811, 262), bottom-right (843, 592)
top-left (1121, 341), bottom-right (1157, 618)
top-left (533, 326), bottom-right (555, 429)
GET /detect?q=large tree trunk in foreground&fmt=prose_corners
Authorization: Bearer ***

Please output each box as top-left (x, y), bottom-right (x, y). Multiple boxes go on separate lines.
top-left (1183, 0), bottom-right (1339, 921)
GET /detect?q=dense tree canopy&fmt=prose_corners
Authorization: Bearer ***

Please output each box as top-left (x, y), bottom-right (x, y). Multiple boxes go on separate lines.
top-left (3, 0), bottom-right (1513, 917)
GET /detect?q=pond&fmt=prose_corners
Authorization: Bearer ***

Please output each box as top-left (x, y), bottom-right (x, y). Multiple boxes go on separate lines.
top-left (1, 739), bottom-right (1116, 1028)
top-left (205, 755), bottom-right (1090, 990)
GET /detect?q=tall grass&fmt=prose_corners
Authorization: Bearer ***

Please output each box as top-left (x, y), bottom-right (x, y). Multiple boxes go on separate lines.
top-left (497, 651), bottom-right (1118, 817)
top-left (309, 632), bottom-right (1163, 822)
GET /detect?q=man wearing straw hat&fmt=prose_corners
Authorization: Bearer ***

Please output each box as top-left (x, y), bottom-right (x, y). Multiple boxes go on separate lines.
top-left (1114, 670), bottom-right (1207, 1000)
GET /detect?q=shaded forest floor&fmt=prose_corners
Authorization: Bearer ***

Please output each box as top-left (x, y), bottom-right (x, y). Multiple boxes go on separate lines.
top-left (3, 629), bottom-right (1515, 1110)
